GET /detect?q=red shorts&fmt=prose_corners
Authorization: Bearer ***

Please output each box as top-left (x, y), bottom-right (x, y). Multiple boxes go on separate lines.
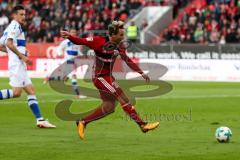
top-left (93, 76), bottom-right (123, 101)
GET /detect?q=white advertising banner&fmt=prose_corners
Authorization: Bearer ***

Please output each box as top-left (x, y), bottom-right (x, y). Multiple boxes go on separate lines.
top-left (140, 59), bottom-right (240, 82)
top-left (0, 58), bottom-right (239, 82)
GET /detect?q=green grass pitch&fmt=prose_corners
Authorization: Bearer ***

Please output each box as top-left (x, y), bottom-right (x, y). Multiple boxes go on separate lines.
top-left (0, 78), bottom-right (239, 160)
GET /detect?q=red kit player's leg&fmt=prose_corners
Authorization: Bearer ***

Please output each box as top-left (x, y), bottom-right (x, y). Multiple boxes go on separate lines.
top-left (92, 76), bottom-right (146, 126)
top-left (77, 76), bottom-right (159, 139)
top-left (80, 77), bottom-right (117, 125)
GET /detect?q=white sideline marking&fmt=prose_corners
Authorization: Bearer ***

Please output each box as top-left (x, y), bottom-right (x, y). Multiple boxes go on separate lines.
top-left (138, 94), bottom-right (240, 100)
top-left (1, 94), bottom-right (240, 104)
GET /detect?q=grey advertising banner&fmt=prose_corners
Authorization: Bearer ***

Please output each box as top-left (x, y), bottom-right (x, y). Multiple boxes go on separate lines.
top-left (83, 44), bottom-right (240, 60)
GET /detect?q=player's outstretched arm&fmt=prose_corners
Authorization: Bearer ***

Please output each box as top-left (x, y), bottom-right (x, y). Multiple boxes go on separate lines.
top-left (60, 30), bottom-right (95, 48)
top-left (6, 38), bottom-right (32, 65)
top-left (120, 51), bottom-right (150, 83)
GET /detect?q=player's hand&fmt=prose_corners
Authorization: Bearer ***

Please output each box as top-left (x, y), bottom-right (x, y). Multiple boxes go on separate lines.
top-left (60, 30), bottom-right (70, 38)
top-left (20, 55), bottom-right (33, 65)
top-left (142, 73), bottom-right (150, 83)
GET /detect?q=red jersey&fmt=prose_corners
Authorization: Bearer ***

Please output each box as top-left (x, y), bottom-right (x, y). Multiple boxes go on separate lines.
top-left (68, 35), bottom-right (144, 78)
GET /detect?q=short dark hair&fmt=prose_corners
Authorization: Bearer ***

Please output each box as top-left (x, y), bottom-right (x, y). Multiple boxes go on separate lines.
top-left (108, 21), bottom-right (124, 36)
top-left (12, 5), bottom-right (25, 14)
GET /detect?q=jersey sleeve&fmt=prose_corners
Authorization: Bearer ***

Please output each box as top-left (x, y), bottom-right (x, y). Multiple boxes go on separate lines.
top-left (6, 23), bottom-right (21, 41)
top-left (120, 50), bottom-right (144, 75)
top-left (77, 45), bottom-right (83, 56)
top-left (57, 40), bottom-right (67, 56)
top-left (0, 36), bottom-right (4, 45)
top-left (58, 40), bottom-right (67, 51)
top-left (0, 31), bottom-right (9, 45)
top-left (68, 35), bottom-right (98, 49)
top-left (0, 35), bottom-right (7, 52)
top-left (59, 40), bottom-right (67, 49)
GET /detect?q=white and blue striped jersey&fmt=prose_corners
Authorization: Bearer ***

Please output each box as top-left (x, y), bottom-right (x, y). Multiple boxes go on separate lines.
top-left (0, 20), bottom-right (26, 67)
top-left (58, 39), bottom-right (82, 64)
top-left (0, 34), bottom-right (4, 45)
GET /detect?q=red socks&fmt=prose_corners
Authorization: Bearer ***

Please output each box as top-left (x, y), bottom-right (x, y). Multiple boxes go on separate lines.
top-left (83, 106), bottom-right (114, 125)
top-left (122, 103), bottom-right (146, 126)
top-left (82, 103), bottom-right (145, 126)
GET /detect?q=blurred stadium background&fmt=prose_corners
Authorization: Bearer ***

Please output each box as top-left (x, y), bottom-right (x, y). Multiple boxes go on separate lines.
top-left (0, 0), bottom-right (240, 160)
top-left (0, 0), bottom-right (239, 81)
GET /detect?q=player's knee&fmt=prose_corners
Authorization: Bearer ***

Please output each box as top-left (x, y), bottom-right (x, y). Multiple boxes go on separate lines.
top-left (123, 96), bottom-right (130, 103)
top-left (103, 101), bottom-right (116, 113)
top-left (13, 91), bottom-right (21, 98)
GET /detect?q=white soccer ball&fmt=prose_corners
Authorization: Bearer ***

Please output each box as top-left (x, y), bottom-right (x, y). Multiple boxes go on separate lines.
top-left (215, 126), bottom-right (232, 143)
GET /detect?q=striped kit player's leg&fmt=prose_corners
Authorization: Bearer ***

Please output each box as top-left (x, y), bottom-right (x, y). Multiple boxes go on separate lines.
top-left (1, 64), bottom-right (56, 128)
top-left (0, 89), bottom-right (13, 100)
top-left (67, 61), bottom-right (86, 98)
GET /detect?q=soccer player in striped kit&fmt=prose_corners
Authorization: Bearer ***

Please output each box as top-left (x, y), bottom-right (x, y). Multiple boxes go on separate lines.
top-left (0, 5), bottom-right (56, 128)
top-left (58, 28), bottom-right (86, 98)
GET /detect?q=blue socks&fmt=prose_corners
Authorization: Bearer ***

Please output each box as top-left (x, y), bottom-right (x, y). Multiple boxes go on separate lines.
top-left (1, 90), bottom-right (43, 120)
top-left (0, 89), bottom-right (13, 100)
top-left (27, 95), bottom-right (42, 119)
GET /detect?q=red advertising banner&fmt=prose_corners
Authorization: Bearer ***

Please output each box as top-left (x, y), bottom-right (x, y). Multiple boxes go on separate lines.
top-left (26, 43), bottom-right (58, 58)
top-left (0, 57), bottom-right (8, 70)
top-left (0, 43), bottom-right (140, 79)
top-left (0, 57), bottom-right (36, 71)
top-left (0, 43), bottom-right (60, 58)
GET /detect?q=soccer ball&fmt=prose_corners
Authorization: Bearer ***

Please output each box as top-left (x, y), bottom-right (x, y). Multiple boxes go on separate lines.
top-left (215, 126), bottom-right (232, 143)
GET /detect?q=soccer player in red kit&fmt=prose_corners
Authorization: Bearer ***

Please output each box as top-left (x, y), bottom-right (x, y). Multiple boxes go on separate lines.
top-left (61, 21), bottom-right (159, 139)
